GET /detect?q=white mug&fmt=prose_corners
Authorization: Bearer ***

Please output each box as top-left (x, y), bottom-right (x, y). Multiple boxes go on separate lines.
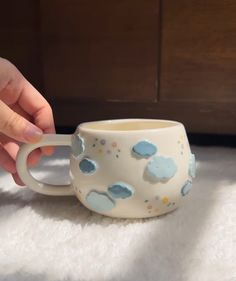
top-left (16, 119), bottom-right (196, 218)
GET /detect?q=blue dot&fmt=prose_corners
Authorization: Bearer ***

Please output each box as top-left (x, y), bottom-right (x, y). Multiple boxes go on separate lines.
top-left (79, 158), bottom-right (97, 174)
top-left (132, 140), bottom-right (157, 158)
top-left (71, 134), bottom-right (85, 158)
top-left (108, 182), bottom-right (134, 199)
top-left (181, 180), bottom-right (192, 196)
top-left (145, 156), bottom-right (177, 182)
top-left (86, 191), bottom-right (115, 212)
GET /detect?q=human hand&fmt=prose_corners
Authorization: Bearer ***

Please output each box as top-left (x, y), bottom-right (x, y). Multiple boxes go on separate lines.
top-left (0, 58), bottom-right (55, 185)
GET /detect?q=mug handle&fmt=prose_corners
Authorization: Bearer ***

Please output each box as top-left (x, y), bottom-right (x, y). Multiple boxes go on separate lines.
top-left (16, 134), bottom-right (74, 196)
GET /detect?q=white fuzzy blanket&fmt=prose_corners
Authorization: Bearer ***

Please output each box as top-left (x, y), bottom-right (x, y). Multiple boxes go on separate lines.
top-left (0, 146), bottom-right (235, 281)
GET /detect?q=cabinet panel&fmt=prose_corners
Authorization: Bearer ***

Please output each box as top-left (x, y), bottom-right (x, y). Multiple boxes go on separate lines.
top-left (160, 0), bottom-right (236, 102)
top-left (41, 0), bottom-right (159, 102)
top-left (53, 99), bottom-right (236, 135)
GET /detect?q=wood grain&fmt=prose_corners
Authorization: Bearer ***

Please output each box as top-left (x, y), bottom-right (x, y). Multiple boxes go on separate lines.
top-left (40, 0), bottom-right (159, 102)
top-left (160, 0), bottom-right (236, 102)
top-left (50, 99), bottom-right (236, 135)
top-left (1, 0), bottom-right (236, 135)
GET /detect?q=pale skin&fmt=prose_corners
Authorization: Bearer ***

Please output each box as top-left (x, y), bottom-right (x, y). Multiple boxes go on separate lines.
top-left (0, 58), bottom-right (55, 185)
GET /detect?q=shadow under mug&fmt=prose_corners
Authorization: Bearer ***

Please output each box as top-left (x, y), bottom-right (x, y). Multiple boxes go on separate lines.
top-left (16, 119), bottom-right (196, 219)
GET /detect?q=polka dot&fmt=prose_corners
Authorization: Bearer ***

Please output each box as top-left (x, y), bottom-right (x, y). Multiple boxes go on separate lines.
top-left (108, 182), bottom-right (134, 199)
top-left (145, 156), bottom-right (177, 182)
top-left (162, 197), bottom-right (169, 204)
top-left (107, 150), bottom-right (111, 154)
top-left (147, 205), bottom-right (152, 209)
top-left (100, 139), bottom-right (106, 145)
top-left (98, 149), bottom-right (103, 153)
top-left (144, 199), bottom-right (149, 203)
top-left (86, 191), bottom-right (115, 212)
top-left (132, 140), bottom-right (157, 158)
top-left (92, 144), bottom-right (96, 147)
top-left (116, 154), bottom-right (119, 158)
top-left (79, 158), bottom-right (97, 174)
top-left (112, 142), bottom-right (117, 148)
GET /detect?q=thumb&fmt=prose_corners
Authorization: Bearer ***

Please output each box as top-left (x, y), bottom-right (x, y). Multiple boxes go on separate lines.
top-left (0, 100), bottom-right (43, 143)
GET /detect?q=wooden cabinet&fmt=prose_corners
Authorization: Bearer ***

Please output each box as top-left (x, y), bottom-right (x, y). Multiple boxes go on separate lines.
top-left (1, 1), bottom-right (236, 134)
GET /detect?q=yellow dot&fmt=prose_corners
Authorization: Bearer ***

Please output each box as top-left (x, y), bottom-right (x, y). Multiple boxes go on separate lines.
top-left (98, 149), bottom-right (103, 153)
top-left (162, 197), bottom-right (169, 204)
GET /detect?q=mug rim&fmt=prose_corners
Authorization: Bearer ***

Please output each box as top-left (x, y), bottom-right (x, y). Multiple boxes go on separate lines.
top-left (77, 118), bottom-right (183, 133)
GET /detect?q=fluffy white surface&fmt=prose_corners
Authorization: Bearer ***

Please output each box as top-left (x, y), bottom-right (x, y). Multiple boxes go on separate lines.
top-left (0, 146), bottom-right (235, 281)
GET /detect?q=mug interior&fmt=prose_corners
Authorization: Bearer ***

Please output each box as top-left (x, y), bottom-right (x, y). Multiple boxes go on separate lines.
top-left (79, 119), bottom-right (181, 132)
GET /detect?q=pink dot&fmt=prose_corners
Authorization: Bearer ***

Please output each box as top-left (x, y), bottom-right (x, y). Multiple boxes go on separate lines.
top-left (112, 142), bottom-right (117, 148)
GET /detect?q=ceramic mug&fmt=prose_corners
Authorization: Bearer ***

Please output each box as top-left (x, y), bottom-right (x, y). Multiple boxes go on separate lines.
top-left (16, 119), bottom-right (196, 218)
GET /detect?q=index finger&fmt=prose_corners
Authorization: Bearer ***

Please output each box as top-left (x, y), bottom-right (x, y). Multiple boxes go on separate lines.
top-left (18, 79), bottom-right (55, 134)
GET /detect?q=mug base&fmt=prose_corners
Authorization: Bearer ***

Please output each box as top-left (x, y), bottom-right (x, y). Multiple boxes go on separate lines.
top-left (90, 206), bottom-right (179, 219)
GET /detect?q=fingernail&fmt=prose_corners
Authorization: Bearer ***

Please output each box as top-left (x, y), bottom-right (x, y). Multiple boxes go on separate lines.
top-left (24, 125), bottom-right (43, 142)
